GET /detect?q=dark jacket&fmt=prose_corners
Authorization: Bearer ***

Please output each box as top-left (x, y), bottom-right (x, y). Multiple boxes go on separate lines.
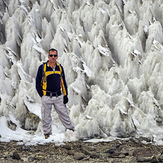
top-left (36, 61), bottom-right (68, 97)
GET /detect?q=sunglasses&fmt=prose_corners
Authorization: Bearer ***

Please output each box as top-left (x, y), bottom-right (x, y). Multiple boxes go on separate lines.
top-left (49, 54), bottom-right (58, 57)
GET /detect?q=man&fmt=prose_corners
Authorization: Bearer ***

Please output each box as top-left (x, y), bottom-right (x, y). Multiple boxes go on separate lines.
top-left (36, 48), bottom-right (74, 139)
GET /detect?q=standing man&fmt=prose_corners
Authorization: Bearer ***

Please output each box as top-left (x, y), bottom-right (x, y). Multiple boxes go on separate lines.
top-left (36, 48), bottom-right (74, 139)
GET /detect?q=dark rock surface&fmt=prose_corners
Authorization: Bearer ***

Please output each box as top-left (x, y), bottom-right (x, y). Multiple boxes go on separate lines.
top-left (0, 137), bottom-right (163, 162)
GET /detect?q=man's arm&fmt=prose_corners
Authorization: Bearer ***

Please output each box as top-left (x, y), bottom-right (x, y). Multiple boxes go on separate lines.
top-left (36, 65), bottom-right (43, 97)
top-left (61, 66), bottom-right (68, 95)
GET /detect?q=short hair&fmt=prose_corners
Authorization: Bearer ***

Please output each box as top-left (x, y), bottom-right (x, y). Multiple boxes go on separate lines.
top-left (49, 48), bottom-right (58, 54)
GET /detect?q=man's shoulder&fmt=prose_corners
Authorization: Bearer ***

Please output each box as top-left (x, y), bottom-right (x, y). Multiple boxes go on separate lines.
top-left (40, 61), bottom-right (48, 67)
top-left (56, 61), bottom-right (61, 66)
top-left (37, 62), bottom-right (47, 71)
top-left (56, 61), bottom-right (63, 68)
top-left (42, 61), bottom-right (47, 65)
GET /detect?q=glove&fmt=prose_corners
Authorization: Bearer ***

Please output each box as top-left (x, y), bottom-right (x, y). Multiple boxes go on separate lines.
top-left (63, 95), bottom-right (68, 104)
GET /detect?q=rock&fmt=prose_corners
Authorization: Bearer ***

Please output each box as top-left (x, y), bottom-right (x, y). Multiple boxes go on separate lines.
top-left (63, 145), bottom-right (71, 150)
top-left (7, 120), bottom-right (17, 131)
top-left (0, 145), bottom-right (4, 150)
top-left (22, 145), bottom-right (30, 151)
top-left (12, 152), bottom-right (20, 160)
top-left (25, 112), bottom-right (40, 130)
top-left (81, 145), bottom-right (100, 158)
top-left (133, 147), bottom-right (157, 162)
top-left (3, 151), bottom-right (9, 159)
top-left (28, 154), bottom-right (36, 162)
top-left (67, 150), bottom-right (74, 155)
top-left (109, 152), bottom-right (126, 158)
top-left (36, 155), bottom-right (45, 160)
top-left (133, 147), bottom-right (153, 157)
top-left (158, 154), bottom-right (163, 162)
top-left (136, 155), bottom-right (156, 162)
top-left (21, 157), bottom-right (28, 162)
top-left (74, 152), bottom-right (86, 160)
top-left (106, 148), bottom-right (116, 154)
top-left (90, 153), bottom-right (100, 158)
top-left (0, 138), bottom-right (163, 162)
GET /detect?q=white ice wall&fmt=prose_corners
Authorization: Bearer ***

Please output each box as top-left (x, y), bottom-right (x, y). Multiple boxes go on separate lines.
top-left (1, 0), bottom-right (163, 143)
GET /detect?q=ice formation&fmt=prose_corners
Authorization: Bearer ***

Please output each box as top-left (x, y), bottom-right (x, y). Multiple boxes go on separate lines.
top-left (1, 0), bottom-right (163, 144)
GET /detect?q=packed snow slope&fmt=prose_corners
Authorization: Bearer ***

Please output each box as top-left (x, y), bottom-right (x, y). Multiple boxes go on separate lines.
top-left (1, 0), bottom-right (163, 144)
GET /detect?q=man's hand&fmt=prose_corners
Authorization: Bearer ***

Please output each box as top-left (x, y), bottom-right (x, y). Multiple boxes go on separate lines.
top-left (63, 95), bottom-right (68, 104)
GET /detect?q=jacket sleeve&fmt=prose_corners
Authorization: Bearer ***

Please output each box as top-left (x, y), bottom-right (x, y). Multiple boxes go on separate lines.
top-left (61, 66), bottom-right (68, 95)
top-left (36, 65), bottom-right (43, 97)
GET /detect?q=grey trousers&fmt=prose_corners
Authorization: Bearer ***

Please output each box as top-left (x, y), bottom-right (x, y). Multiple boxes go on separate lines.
top-left (41, 95), bottom-right (74, 135)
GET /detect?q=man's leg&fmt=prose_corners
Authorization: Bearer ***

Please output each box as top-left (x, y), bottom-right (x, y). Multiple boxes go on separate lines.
top-left (41, 96), bottom-right (53, 137)
top-left (53, 95), bottom-right (74, 130)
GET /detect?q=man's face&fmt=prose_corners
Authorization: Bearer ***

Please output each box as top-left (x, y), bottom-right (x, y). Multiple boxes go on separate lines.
top-left (48, 50), bottom-right (58, 63)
